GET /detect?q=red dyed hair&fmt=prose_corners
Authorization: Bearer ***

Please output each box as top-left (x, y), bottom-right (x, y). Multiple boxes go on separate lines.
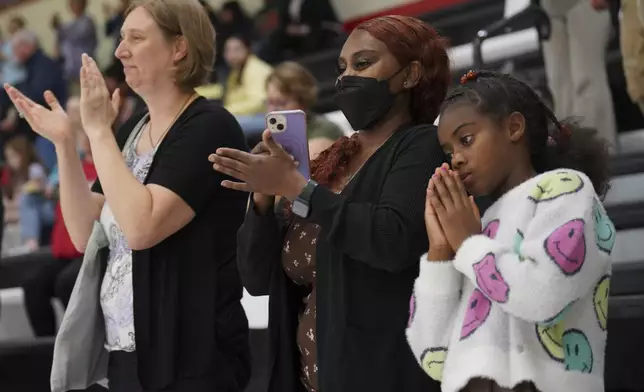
top-left (310, 16), bottom-right (450, 190)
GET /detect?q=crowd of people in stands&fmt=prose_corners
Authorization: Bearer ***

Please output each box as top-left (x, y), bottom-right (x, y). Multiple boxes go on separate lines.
top-left (0, 0), bottom-right (637, 391)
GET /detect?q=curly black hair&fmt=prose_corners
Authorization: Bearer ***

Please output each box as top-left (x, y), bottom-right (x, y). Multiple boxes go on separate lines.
top-left (442, 70), bottom-right (611, 197)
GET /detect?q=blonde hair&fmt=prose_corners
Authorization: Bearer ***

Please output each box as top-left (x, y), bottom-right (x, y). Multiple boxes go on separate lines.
top-left (266, 61), bottom-right (319, 109)
top-left (127, 0), bottom-right (215, 91)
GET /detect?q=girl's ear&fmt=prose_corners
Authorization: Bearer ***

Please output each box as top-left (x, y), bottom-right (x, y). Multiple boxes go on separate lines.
top-left (507, 111), bottom-right (526, 143)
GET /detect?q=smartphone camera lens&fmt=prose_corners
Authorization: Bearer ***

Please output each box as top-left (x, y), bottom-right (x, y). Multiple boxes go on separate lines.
top-left (277, 124), bottom-right (284, 131)
top-left (269, 118), bottom-right (277, 125)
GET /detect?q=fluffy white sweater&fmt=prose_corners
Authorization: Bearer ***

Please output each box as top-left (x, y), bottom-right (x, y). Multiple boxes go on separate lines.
top-left (406, 169), bottom-right (614, 392)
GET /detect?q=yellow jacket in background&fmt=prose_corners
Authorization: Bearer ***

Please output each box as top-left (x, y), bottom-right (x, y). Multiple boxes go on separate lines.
top-left (223, 55), bottom-right (273, 116)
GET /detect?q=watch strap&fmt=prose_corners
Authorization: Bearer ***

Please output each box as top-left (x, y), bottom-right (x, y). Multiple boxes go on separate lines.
top-left (296, 180), bottom-right (318, 204)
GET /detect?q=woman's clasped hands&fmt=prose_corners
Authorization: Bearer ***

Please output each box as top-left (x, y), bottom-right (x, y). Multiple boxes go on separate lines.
top-left (425, 163), bottom-right (481, 261)
top-left (209, 130), bottom-right (307, 200)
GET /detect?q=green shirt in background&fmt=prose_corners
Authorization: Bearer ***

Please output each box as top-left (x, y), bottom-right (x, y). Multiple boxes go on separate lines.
top-left (307, 114), bottom-right (346, 141)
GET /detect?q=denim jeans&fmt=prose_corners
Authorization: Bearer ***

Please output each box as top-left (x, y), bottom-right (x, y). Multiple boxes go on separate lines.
top-left (19, 192), bottom-right (55, 243)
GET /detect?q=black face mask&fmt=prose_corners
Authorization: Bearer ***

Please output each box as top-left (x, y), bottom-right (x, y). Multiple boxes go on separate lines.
top-left (333, 67), bottom-right (406, 131)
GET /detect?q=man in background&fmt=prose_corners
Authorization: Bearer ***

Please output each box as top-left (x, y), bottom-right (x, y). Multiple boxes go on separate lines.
top-left (1, 30), bottom-right (67, 170)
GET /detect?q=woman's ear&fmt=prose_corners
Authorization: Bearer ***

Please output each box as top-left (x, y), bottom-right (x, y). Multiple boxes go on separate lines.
top-left (507, 111), bottom-right (526, 143)
top-left (173, 36), bottom-right (188, 63)
top-left (402, 60), bottom-right (422, 90)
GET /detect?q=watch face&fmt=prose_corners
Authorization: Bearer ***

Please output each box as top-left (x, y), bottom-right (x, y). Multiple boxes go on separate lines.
top-left (292, 200), bottom-right (309, 218)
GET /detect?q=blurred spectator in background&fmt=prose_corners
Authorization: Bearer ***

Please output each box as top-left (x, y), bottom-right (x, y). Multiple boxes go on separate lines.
top-left (51, 0), bottom-right (97, 94)
top-left (2, 136), bottom-right (53, 254)
top-left (215, 1), bottom-right (255, 79)
top-left (198, 0), bottom-right (220, 29)
top-left (22, 107), bottom-right (95, 336)
top-left (104, 0), bottom-right (132, 56)
top-left (254, 0), bottom-right (280, 38)
top-left (0, 16), bottom-right (27, 87)
top-left (258, 0), bottom-right (341, 63)
top-left (223, 34), bottom-right (273, 117)
top-left (235, 61), bottom-right (344, 146)
top-left (620, 0), bottom-right (644, 115)
top-left (308, 136), bottom-right (335, 159)
top-left (103, 61), bottom-right (142, 132)
top-left (541, 0), bottom-right (617, 151)
top-left (197, 1), bottom-right (220, 85)
top-left (0, 17), bottom-right (28, 139)
top-left (1, 30), bottom-right (66, 171)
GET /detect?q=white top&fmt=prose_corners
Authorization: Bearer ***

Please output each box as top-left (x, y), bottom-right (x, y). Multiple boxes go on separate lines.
top-left (99, 122), bottom-right (156, 352)
top-left (406, 169), bottom-right (614, 392)
top-left (28, 162), bottom-right (46, 181)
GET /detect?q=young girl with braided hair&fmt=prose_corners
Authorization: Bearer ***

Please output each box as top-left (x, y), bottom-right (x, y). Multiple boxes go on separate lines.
top-left (406, 70), bottom-right (614, 392)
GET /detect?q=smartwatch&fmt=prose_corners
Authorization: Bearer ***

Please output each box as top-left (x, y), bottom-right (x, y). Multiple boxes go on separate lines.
top-left (292, 179), bottom-right (318, 218)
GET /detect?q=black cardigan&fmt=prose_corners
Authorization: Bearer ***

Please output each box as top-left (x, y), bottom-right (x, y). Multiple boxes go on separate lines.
top-left (92, 98), bottom-right (251, 390)
top-left (238, 123), bottom-right (445, 392)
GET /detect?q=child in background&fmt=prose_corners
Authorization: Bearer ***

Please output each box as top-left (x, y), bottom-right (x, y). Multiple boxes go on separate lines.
top-left (3, 136), bottom-right (54, 252)
top-left (406, 71), bottom-right (614, 392)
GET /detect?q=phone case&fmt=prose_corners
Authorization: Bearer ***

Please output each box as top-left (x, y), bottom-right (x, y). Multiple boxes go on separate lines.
top-left (266, 110), bottom-right (310, 179)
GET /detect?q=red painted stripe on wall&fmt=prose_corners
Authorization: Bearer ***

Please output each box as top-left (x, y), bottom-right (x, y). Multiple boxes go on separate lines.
top-left (342, 0), bottom-right (472, 31)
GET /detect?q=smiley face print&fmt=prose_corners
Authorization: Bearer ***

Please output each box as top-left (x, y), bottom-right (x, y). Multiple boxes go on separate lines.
top-left (460, 289), bottom-right (492, 339)
top-left (563, 329), bottom-right (593, 373)
top-left (473, 253), bottom-right (510, 303)
top-left (536, 322), bottom-right (565, 362)
top-left (593, 275), bottom-right (610, 331)
top-left (593, 198), bottom-right (616, 254)
top-left (544, 219), bottom-right (587, 276)
top-left (528, 170), bottom-right (584, 203)
top-left (482, 219), bottom-right (500, 239)
top-left (420, 347), bottom-right (447, 381)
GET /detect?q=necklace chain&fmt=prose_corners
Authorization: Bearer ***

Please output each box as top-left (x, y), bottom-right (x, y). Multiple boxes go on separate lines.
top-left (147, 93), bottom-right (196, 149)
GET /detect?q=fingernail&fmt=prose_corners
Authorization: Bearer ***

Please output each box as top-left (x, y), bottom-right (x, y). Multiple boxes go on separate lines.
top-left (441, 166), bottom-right (447, 171)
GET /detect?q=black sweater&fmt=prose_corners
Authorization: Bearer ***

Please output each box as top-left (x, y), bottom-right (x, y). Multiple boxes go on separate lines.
top-left (92, 98), bottom-right (251, 390)
top-left (238, 123), bottom-right (445, 392)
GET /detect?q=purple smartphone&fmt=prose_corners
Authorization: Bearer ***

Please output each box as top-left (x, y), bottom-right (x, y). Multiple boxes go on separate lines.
top-left (266, 110), bottom-right (311, 179)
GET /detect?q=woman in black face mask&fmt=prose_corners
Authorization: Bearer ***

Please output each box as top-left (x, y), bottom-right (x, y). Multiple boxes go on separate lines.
top-left (210, 15), bottom-right (450, 392)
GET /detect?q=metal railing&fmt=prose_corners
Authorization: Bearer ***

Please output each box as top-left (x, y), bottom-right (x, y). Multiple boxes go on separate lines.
top-left (472, 3), bottom-right (550, 69)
